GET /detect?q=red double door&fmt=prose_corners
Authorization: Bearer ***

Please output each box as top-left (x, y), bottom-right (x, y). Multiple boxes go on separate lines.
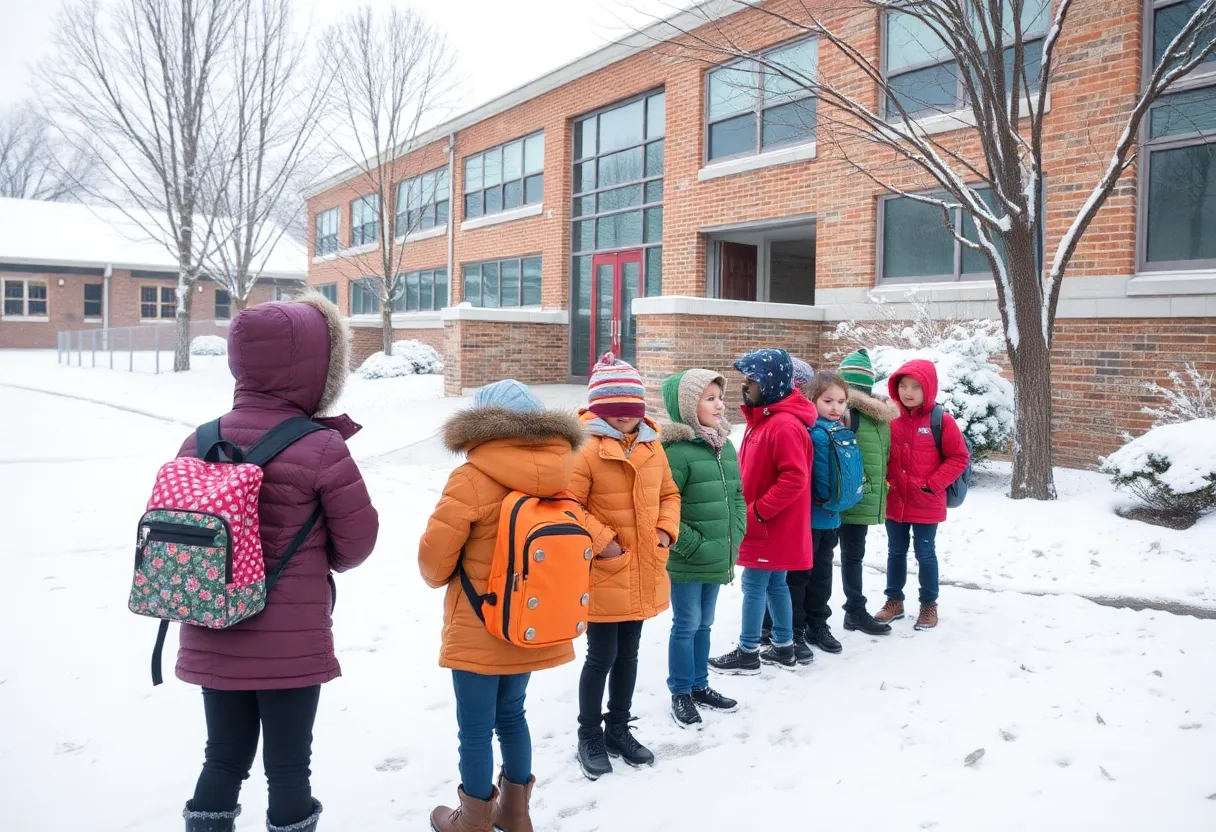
top-left (590, 249), bottom-right (647, 368)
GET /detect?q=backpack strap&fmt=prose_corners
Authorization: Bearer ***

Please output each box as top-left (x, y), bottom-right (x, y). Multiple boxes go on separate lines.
top-left (244, 417), bottom-right (328, 467)
top-left (930, 404), bottom-right (945, 459)
top-left (849, 408), bottom-right (860, 433)
top-left (457, 559), bottom-right (496, 623)
top-left (196, 419), bottom-right (243, 464)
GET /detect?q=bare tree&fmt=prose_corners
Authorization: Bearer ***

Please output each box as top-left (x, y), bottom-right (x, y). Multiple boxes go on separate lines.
top-left (206, 0), bottom-right (327, 313)
top-left (0, 102), bottom-right (98, 201)
top-left (42, 0), bottom-right (239, 371)
top-left (319, 5), bottom-right (455, 356)
top-left (647, 0), bottom-right (1216, 500)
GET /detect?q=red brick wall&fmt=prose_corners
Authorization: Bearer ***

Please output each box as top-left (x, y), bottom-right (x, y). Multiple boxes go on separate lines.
top-left (443, 321), bottom-right (569, 395)
top-left (350, 326), bottom-right (446, 366)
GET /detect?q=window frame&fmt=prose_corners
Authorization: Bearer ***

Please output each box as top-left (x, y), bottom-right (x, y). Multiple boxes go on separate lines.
top-left (350, 278), bottom-right (381, 317)
top-left (316, 283), bottom-right (339, 305)
top-left (390, 267), bottom-right (449, 313)
top-left (460, 255), bottom-right (543, 308)
top-left (2, 278), bottom-right (49, 320)
top-left (703, 37), bottom-right (820, 164)
top-left (395, 166), bottom-right (451, 238)
top-left (214, 288), bottom-right (231, 320)
top-left (315, 208), bottom-right (340, 256)
top-left (1137, 0), bottom-right (1216, 272)
top-left (139, 284), bottom-right (177, 321)
top-left (876, 184), bottom-right (1044, 285)
top-left (350, 195), bottom-right (381, 247)
top-left (83, 282), bottom-right (104, 320)
top-left (462, 131), bottom-right (545, 220)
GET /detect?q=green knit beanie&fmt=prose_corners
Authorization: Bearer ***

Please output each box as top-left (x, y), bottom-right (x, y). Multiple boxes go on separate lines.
top-left (839, 349), bottom-right (875, 394)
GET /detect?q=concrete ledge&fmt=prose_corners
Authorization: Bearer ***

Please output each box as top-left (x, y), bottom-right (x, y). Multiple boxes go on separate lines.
top-left (395, 226), bottom-right (448, 245)
top-left (698, 142), bottom-right (817, 182)
top-left (440, 305), bottom-right (568, 324)
top-left (460, 202), bottom-right (544, 232)
top-left (349, 312), bottom-right (444, 329)
top-left (632, 295), bottom-right (826, 321)
top-left (1127, 270), bottom-right (1216, 296)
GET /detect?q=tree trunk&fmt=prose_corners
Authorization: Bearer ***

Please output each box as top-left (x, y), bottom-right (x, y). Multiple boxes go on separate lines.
top-left (174, 276), bottom-right (195, 372)
top-left (233, 292), bottom-right (249, 313)
top-left (381, 300), bottom-right (393, 356)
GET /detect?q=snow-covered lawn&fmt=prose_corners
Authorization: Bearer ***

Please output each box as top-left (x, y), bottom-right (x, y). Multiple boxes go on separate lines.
top-left (2, 353), bottom-right (1215, 830)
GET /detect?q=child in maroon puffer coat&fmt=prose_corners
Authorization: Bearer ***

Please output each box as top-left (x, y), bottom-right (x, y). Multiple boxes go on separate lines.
top-left (874, 359), bottom-right (968, 631)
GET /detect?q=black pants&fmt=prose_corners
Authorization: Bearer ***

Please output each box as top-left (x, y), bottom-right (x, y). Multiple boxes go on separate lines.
top-left (839, 523), bottom-right (869, 614)
top-left (192, 685), bottom-right (321, 827)
top-left (578, 621), bottom-right (644, 729)
top-left (761, 528), bottom-right (840, 634)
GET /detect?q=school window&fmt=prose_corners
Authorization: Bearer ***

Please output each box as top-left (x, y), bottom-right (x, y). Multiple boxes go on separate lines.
top-left (215, 289), bottom-right (231, 320)
top-left (461, 256), bottom-right (541, 308)
top-left (1140, 1), bottom-right (1216, 270)
top-left (350, 195), bottom-right (380, 246)
top-left (879, 186), bottom-right (1043, 283)
top-left (2, 279), bottom-right (48, 319)
top-left (83, 283), bottom-right (103, 319)
top-left (706, 38), bottom-right (819, 161)
top-left (463, 132), bottom-right (544, 219)
top-left (317, 283), bottom-right (338, 304)
top-left (883, 0), bottom-right (1049, 120)
top-left (396, 167), bottom-right (450, 236)
top-left (140, 285), bottom-right (176, 320)
top-left (390, 268), bottom-right (449, 312)
top-left (315, 208), bottom-right (339, 256)
top-left (351, 279), bottom-right (380, 316)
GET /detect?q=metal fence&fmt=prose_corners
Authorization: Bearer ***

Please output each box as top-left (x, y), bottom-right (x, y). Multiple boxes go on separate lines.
top-left (56, 320), bottom-right (230, 374)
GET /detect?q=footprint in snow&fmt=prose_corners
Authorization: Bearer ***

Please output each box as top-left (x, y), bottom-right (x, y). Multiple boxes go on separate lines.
top-left (375, 756), bottom-right (408, 772)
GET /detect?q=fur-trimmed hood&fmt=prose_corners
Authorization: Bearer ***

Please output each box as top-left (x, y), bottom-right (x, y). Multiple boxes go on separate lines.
top-left (659, 369), bottom-right (730, 449)
top-left (847, 387), bottom-right (901, 425)
top-left (444, 406), bottom-right (587, 497)
top-left (296, 291), bottom-right (351, 416)
top-left (443, 407), bottom-right (587, 454)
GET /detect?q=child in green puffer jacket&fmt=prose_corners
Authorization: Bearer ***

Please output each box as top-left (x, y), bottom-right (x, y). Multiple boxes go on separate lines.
top-left (660, 369), bottom-right (747, 730)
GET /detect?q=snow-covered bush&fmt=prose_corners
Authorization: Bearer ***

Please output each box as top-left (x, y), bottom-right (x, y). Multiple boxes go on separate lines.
top-left (357, 340), bottom-right (444, 380)
top-left (831, 297), bottom-right (1014, 462)
top-left (1101, 419), bottom-right (1216, 525)
top-left (190, 335), bottom-right (228, 356)
top-left (1142, 363), bottom-right (1216, 427)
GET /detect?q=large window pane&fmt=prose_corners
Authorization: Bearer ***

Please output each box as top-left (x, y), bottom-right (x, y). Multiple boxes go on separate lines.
top-left (572, 256), bottom-right (592, 376)
top-left (1155, 0), bottom-right (1216, 69)
top-left (575, 161), bottom-right (595, 193)
top-left (646, 93), bottom-right (666, 139)
top-left (503, 141), bottom-right (523, 180)
top-left (573, 195), bottom-right (593, 218)
top-left (645, 140), bottom-right (664, 178)
top-left (1150, 86), bottom-right (1216, 139)
top-left (762, 98), bottom-right (817, 148)
top-left (483, 148), bottom-right (502, 187)
top-left (882, 197), bottom-right (955, 279)
top-left (599, 99), bottom-right (645, 153)
top-left (598, 147), bottom-right (643, 189)
top-left (1001, 0), bottom-right (1051, 40)
top-left (482, 262), bottom-right (500, 308)
top-left (524, 173), bottom-right (544, 204)
top-left (464, 155), bottom-right (483, 192)
top-left (645, 246), bottom-right (662, 296)
top-left (576, 117), bottom-right (596, 160)
top-left (504, 180), bottom-right (522, 210)
top-left (435, 268), bottom-right (448, 308)
top-left (522, 257), bottom-right (542, 305)
top-left (708, 63), bottom-right (757, 119)
top-left (644, 207), bottom-right (663, 244)
top-left (598, 184), bottom-right (643, 213)
top-left (574, 220), bottom-right (594, 252)
top-left (406, 272), bottom-right (421, 312)
top-left (420, 271), bottom-right (434, 310)
top-left (1146, 143), bottom-right (1216, 263)
top-left (763, 39), bottom-right (818, 105)
top-left (886, 10), bottom-right (952, 73)
top-left (463, 264), bottom-right (482, 306)
top-left (596, 211), bottom-right (643, 249)
top-left (1000, 40), bottom-right (1043, 96)
top-left (485, 185), bottom-right (503, 214)
top-left (708, 113), bottom-right (757, 160)
top-left (465, 193), bottom-right (483, 218)
top-left (887, 62), bottom-right (960, 117)
top-left (500, 259), bottom-right (521, 307)
top-left (645, 180), bottom-right (663, 204)
top-left (522, 133), bottom-right (544, 175)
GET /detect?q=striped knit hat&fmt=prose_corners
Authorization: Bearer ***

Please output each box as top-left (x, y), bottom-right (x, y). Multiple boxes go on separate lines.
top-left (839, 349), bottom-right (876, 394)
top-left (791, 357), bottom-right (815, 391)
top-left (587, 352), bottom-right (647, 418)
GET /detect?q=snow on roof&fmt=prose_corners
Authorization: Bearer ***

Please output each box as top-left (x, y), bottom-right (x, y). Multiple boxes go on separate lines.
top-left (0, 197), bottom-right (307, 279)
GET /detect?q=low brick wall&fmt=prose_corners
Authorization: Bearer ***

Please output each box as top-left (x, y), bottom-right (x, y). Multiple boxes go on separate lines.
top-left (350, 326), bottom-right (446, 366)
top-left (443, 320), bottom-right (569, 395)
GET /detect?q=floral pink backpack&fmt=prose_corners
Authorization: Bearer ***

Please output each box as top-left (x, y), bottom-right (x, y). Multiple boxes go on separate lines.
top-left (128, 417), bottom-right (325, 685)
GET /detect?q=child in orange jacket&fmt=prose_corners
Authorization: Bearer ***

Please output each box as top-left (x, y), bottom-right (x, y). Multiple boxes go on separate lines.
top-left (570, 353), bottom-right (681, 782)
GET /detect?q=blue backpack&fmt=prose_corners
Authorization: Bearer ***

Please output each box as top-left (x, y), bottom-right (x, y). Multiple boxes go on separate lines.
top-left (930, 404), bottom-right (973, 509)
top-left (811, 422), bottom-right (865, 513)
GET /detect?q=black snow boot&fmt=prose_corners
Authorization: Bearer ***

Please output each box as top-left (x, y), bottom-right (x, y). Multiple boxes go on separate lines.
top-left (605, 720), bottom-right (655, 767)
top-left (760, 643), bottom-right (798, 670)
top-left (792, 628), bottom-right (815, 665)
top-left (266, 800), bottom-right (322, 832)
top-left (692, 686), bottom-right (738, 713)
top-left (183, 802), bottom-right (240, 832)
top-left (671, 694), bottom-right (703, 730)
top-left (577, 726), bottom-right (613, 781)
top-left (808, 623), bottom-right (843, 654)
top-left (844, 609), bottom-right (892, 636)
top-left (709, 647), bottom-right (761, 676)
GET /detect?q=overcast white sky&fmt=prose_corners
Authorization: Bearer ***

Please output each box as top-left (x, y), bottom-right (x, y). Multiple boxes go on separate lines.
top-left (0, 0), bottom-right (682, 113)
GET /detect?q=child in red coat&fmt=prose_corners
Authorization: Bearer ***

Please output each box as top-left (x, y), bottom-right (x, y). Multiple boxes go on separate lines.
top-left (874, 359), bottom-right (969, 631)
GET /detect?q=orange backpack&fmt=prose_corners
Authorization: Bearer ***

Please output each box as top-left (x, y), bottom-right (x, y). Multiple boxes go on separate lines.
top-left (458, 493), bottom-right (595, 648)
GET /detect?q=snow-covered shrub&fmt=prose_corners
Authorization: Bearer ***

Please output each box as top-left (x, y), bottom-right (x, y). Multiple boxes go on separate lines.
top-left (357, 340), bottom-right (444, 380)
top-left (1142, 363), bottom-right (1216, 427)
top-left (190, 335), bottom-right (228, 356)
top-left (1101, 419), bottom-right (1216, 525)
top-left (831, 297), bottom-right (1014, 462)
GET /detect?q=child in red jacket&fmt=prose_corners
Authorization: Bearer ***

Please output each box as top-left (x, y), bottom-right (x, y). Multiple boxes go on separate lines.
top-left (874, 359), bottom-right (969, 631)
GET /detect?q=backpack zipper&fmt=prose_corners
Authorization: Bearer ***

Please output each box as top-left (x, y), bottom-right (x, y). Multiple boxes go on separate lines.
top-left (501, 494), bottom-right (531, 641)
top-left (137, 512), bottom-right (234, 583)
top-left (521, 524), bottom-right (593, 581)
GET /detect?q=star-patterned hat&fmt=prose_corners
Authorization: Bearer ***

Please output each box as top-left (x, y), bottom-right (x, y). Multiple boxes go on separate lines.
top-left (734, 348), bottom-right (795, 406)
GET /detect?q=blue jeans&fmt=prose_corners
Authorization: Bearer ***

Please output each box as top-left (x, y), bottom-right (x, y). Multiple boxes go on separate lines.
top-left (885, 520), bottom-right (939, 604)
top-left (667, 582), bottom-right (721, 695)
top-left (451, 670), bottom-right (532, 801)
top-left (740, 568), bottom-right (792, 650)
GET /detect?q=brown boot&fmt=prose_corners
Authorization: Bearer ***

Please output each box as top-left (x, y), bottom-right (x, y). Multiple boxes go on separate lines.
top-left (915, 602), bottom-right (938, 631)
top-left (874, 598), bottom-right (905, 623)
top-left (430, 786), bottom-right (497, 832)
top-left (491, 770), bottom-right (535, 832)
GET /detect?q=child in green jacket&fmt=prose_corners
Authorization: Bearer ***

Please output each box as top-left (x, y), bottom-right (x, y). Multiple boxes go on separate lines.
top-left (660, 369), bottom-right (747, 730)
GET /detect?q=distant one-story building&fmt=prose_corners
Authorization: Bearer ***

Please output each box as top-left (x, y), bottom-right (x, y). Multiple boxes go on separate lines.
top-left (0, 197), bottom-right (307, 349)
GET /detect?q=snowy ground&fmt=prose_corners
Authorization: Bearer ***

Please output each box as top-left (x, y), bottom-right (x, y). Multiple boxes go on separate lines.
top-left (2, 352), bottom-right (1215, 830)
